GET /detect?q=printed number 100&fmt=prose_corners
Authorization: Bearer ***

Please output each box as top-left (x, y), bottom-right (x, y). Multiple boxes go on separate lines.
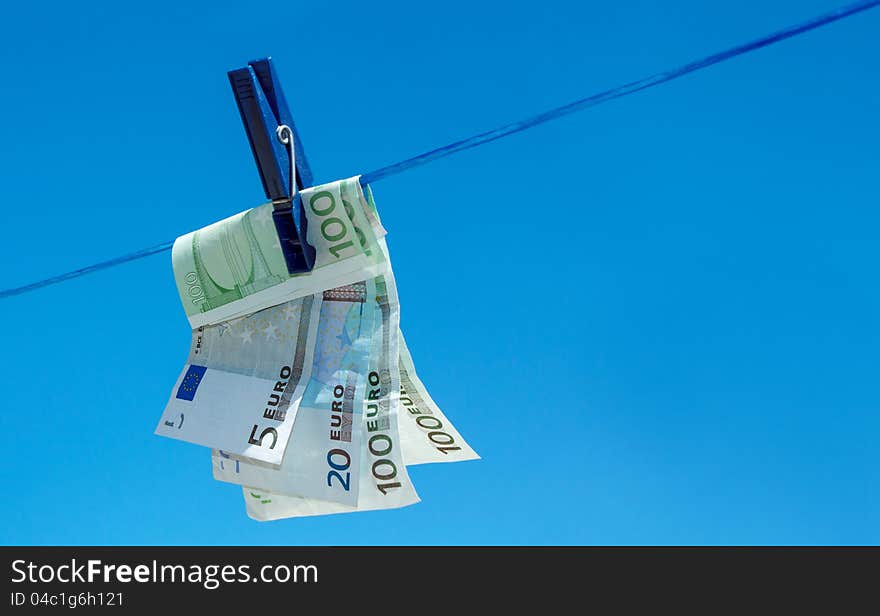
top-left (309, 191), bottom-right (366, 259)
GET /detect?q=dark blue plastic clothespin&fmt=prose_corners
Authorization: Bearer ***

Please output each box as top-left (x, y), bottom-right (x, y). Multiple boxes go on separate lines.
top-left (228, 58), bottom-right (316, 274)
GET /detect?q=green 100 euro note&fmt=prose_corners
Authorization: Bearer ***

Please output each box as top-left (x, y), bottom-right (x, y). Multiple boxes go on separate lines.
top-left (172, 177), bottom-right (387, 329)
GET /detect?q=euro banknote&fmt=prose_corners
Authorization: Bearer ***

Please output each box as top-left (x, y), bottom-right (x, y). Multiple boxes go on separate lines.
top-left (155, 295), bottom-right (321, 465)
top-left (396, 332), bottom-right (480, 465)
top-left (373, 222), bottom-right (479, 465)
top-left (242, 272), bottom-right (420, 520)
top-left (172, 177), bottom-right (388, 329)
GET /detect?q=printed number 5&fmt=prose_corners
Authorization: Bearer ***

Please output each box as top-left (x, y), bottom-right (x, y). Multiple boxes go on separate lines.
top-left (248, 425), bottom-right (278, 449)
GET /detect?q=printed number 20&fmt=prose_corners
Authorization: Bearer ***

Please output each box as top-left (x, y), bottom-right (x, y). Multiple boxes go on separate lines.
top-left (326, 448), bottom-right (351, 491)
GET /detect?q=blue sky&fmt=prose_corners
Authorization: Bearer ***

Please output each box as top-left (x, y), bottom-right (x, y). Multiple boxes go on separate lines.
top-left (0, 0), bottom-right (877, 545)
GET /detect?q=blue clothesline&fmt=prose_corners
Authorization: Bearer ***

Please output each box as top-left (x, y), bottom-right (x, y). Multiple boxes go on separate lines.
top-left (2, 0), bottom-right (878, 302)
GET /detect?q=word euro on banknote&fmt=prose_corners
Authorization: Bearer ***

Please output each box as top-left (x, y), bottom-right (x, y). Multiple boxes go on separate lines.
top-left (242, 273), bottom-right (420, 520)
top-left (155, 295), bottom-right (321, 465)
top-left (172, 177), bottom-right (386, 329)
top-left (211, 280), bottom-right (379, 505)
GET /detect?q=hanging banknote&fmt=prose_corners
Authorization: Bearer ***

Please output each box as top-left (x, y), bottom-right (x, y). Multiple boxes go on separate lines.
top-left (373, 225), bottom-right (479, 465)
top-left (396, 332), bottom-right (480, 465)
top-left (155, 295), bottom-right (321, 465)
top-left (172, 177), bottom-right (387, 328)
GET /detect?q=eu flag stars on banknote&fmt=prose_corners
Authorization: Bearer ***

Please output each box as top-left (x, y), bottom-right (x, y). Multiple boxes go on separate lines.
top-left (155, 178), bottom-right (479, 519)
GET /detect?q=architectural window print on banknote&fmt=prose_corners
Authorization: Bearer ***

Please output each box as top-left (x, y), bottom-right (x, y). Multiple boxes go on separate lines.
top-left (156, 177), bottom-right (479, 519)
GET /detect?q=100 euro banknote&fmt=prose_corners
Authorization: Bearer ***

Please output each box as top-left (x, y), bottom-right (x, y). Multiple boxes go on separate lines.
top-left (395, 332), bottom-right (479, 465)
top-left (374, 232), bottom-right (479, 465)
top-left (172, 177), bottom-right (387, 328)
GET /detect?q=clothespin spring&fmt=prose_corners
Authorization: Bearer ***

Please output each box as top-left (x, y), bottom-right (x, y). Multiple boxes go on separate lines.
top-left (274, 125), bottom-right (296, 206)
top-left (268, 123), bottom-right (313, 274)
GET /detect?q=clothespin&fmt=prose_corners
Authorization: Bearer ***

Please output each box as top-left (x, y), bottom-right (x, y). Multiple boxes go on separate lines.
top-left (228, 58), bottom-right (316, 274)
